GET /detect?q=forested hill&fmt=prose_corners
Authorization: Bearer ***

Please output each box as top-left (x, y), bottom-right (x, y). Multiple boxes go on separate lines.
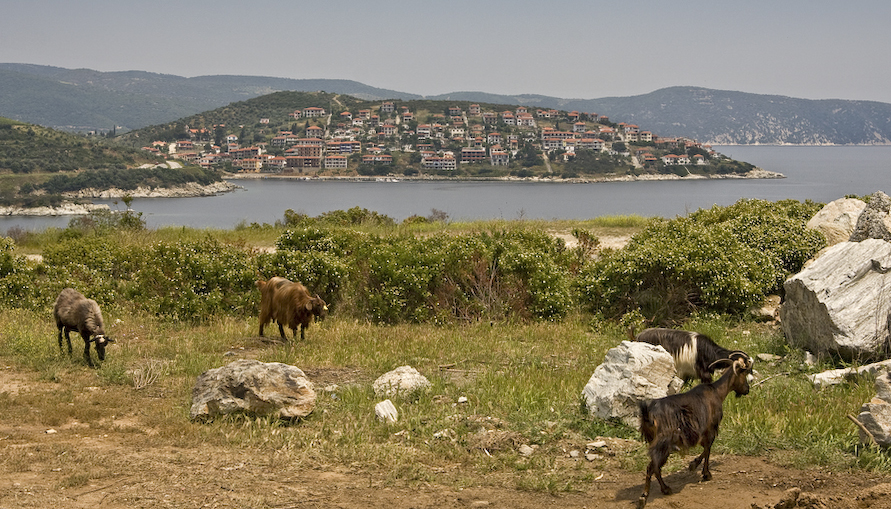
top-left (3, 64), bottom-right (891, 144)
top-left (0, 117), bottom-right (161, 174)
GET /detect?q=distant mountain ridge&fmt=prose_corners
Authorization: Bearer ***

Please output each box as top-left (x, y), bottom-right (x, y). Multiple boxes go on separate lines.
top-left (2, 63), bottom-right (891, 145)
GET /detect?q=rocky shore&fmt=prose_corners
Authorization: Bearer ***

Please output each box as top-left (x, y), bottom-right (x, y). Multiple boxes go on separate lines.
top-left (61, 180), bottom-right (240, 199)
top-left (2, 181), bottom-right (241, 216)
top-left (0, 202), bottom-right (111, 217)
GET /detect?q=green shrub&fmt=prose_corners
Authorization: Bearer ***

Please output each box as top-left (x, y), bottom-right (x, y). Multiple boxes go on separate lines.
top-left (256, 249), bottom-right (350, 306)
top-left (125, 238), bottom-right (256, 320)
top-left (576, 199), bottom-right (825, 323)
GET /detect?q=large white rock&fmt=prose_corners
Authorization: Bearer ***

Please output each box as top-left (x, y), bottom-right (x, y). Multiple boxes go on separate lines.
top-left (806, 197), bottom-right (866, 246)
top-left (190, 359), bottom-right (316, 421)
top-left (372, 365), bottom-right (431, 398)
top-left (582, 341), bottom-right (684, 427)
top-left (781, 239), bottom-right (891, 360)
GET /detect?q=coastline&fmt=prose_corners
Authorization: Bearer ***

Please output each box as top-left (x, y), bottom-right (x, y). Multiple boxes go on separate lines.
top-left (224, 167), bottom-right (785, 184)
top-left (0, 168), bottom-right (783, 217)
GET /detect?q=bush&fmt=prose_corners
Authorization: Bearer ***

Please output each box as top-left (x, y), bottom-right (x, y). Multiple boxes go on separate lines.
top-left (126, 238), bottom-right (257, 320)
top-left (256, 249), bottom-right (350, 307)
top-left (575, 199), bottom-right (824, 324)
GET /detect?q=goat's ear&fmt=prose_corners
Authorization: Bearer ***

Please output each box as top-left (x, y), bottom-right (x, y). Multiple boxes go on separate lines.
top-left (305, 301), bottom-right (314, 311)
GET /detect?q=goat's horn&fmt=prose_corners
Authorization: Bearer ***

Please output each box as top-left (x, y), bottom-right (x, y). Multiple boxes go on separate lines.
top-left (708, 358), bottom-right (733, 371)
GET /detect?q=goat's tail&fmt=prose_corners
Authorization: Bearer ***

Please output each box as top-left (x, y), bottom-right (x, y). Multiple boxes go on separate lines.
top-left (627, 325), bottom-right (637, 342)
top-left (638, 400), bottom-right (657, 442)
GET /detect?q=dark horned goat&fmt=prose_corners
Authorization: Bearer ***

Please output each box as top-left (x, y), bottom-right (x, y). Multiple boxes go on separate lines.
top-left (636, 352), bottom-right (753, 508)
top-left (629, 327), bottom-right (746, 384)
top-left (53, 288), bottom-right (113, 368)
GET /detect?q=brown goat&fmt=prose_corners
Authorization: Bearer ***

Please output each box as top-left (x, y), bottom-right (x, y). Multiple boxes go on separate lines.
top-left (257, 277), bottom-right (328, 341)
top-left (636, 352), bottom-right (753, 508)
top-left (53, 288), bottom-right (114, 368)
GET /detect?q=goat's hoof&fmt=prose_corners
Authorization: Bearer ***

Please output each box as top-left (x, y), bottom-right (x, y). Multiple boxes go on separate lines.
top-left (702, 472), bottom-right (712, 481)
top-left (660, 486), bottom-right (673, 495)
top-left (636, 496), bottom-right (648, 509)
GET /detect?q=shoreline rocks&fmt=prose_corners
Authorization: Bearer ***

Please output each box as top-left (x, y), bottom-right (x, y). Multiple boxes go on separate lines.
top-left (0, 202), bottom-right (111, 216)
top-left (3, 181), bottom-right (241, 216)
top-left (62, 180), bottom-right (240, 199)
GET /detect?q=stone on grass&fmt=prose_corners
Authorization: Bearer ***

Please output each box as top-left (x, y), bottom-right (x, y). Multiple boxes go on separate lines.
top-left (372, 365), bottom-right (431, 398)
top-left (581, 341), bottom-right (684, 427)
top-left (375, 399), bottom-right (399, 423)
top-left (808, 359), bottom-right (891, 389)
top-left (190, 359), bottom-right (315, 421)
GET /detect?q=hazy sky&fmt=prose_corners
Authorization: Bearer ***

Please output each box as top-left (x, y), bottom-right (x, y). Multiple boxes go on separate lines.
top-left (3, 0), bottom-right (890, 103)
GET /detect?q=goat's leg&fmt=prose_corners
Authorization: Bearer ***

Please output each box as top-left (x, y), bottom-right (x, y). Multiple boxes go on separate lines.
top-left (258, 310), bottom-right (270, 336)
top-left (64, 328), bottom-right (73, 355)
top-left (81, 333), bottom-right (95, 368)
top-left (300, 324), bottom-right (306, 341)
top-left (278, 323), bottom-right (288, 341)
top-left (57, 327), bottom-right (64, 355)
top-left (639, 445), bottom-right (672, 508)
top-left (638, 461), bottom-right (654, 509)
top-left (690, 435), bottom-right (715, 481)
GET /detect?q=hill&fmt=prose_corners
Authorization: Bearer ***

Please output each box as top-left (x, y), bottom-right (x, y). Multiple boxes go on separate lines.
top-left (2, 65), bottom-right (891, 144)
top-left (0, 117), bottom-right (161, 174)
top-left (0, 116), bottom-right (221, 208)
top-left (0, 64), bottom-right (419, 132)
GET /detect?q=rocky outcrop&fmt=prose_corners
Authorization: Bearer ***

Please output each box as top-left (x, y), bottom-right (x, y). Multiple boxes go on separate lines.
top-left (850, 191), bottom-right (891, 242)
top-left (581, 341), bottom-right (684, 427)
top-left (806, 197), bottom-right (867, 246)
top-left (781, 239), bottom-right (891, 360)
top-left (190, 359), bottom-right (316, 421)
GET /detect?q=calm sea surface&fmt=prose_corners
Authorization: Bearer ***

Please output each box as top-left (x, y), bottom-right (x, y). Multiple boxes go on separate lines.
top-left (3, 145), bottom-right (890, 231)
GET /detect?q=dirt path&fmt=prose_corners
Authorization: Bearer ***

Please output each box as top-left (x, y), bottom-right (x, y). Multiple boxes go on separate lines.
top-left (2, 361), bottom-right (890, 508)
top-left (3, 425), bottom-right (890, 509)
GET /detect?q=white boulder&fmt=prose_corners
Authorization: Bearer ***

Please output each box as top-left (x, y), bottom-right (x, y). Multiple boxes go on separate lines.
top-left (807, 197), bottom-right (867, 246)
top-left (190, 359), bottom-right (316, 421)
top-left (582, 341), bottom-right (684, 427)
top-left (372, 365), bottom-right (431, 398)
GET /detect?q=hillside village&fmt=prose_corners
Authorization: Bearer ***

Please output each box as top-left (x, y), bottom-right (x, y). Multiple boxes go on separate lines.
top-left (141, 100), bottom-right (740, 178)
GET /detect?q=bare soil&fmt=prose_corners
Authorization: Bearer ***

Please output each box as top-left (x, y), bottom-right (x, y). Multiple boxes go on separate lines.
top-left (2, 367), bottom-right (890, 509)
